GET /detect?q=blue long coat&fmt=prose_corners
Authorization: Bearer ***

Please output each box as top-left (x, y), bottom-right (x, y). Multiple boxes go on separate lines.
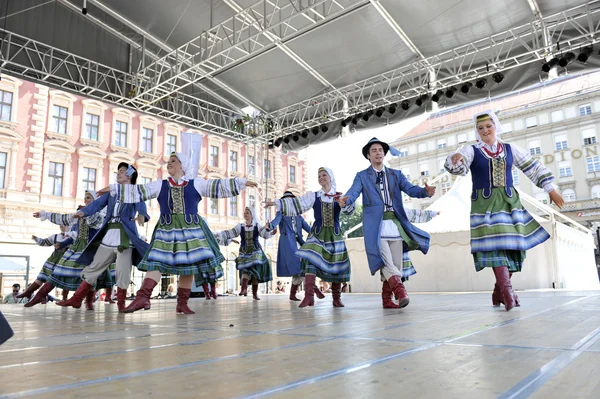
top-left (76, 194), bottom-right (150, 267)
top-left (344, 166), bottom-right (431, 275)
top-left (268, 212), bottom-right (311, 277)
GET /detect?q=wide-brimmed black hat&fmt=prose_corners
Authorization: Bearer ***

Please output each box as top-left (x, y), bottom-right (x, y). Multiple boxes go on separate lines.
top-left (281, 191), bottom-right (295, 199)
top-left (362, 137), bottom-right (390, 159)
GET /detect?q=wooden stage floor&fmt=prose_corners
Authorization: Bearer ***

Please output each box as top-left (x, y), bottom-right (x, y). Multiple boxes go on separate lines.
top-left (1, 290), bottom-right (600, 399)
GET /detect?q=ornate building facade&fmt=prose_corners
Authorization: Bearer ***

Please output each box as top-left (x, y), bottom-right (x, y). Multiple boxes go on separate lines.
top-left (0, 76), bottom-right (308, 294)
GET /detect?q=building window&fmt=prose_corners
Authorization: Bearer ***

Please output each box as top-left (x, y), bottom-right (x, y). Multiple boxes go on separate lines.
top-left (554, 134), bottom-right (568, 151)
top-left (582, 127), bottom-right (596, 145)
top-left (437, 139), bottom-right (447, 149)
top-left (592, 185), bottom-right (600, 199)
top-left (558, 161), bottom-right (572, 178)
top-left (248, 155), bottom-right (256, 176)
top-left (289, 165), bottom-right (296, 183)
top-left (438, 159), bottom-right (445, 173)
top-left (264, 159), bottom-right (271, 180)
top-left (417, 143), bottom-right (427, 153)
top-left (579, 104), bottom-right (592, 116)
top-left (114, 121), bottom-right (128, 147)
top-left (525, 116), bottom-right (538, 128)
top-left (587, 156), bottom-right (600, 173)
top-left (166, 134), bottom-right (177, 154)
top-left (441, 182), bottom-right (451, 195)
top-left (0, 90), bottom-right (13, 121)
top-left (249, 195), bottom-right (256, 208)
top-left (502, 122), bottom-right (513, 133)
top-left (419, 163), bottom-right (429, 177)
top-left (401, 168), bottom-right (411, 181)
top-left (209, 145), bottom-right (219, 167)
top-left (229, 151), bottom-right (238, 172)
top-left (512, 168), bottom-right (520, 185)
top-left (48, 161), bottom-right (64, 196)
top-left (551, 110), bottom-right (564, 122)
top-left (563, 189), bottom-right (576, 202)
top-left (141, 128), bottom-right (153, 153)
top-left (230, 196), bottom-right (238, 217)
top-left (51, 105), bottom-right (68, 134)
top-left (399, 148), bottom-right (408, 158)
top-left (209, 198), bottom-right (218, 214)
top-left (457, 133), bottom-right (467, 144)
top-left (528, 139), bottom-right (541, 155)
top-left (85, 113), bottom-right (99, 141)
top-left (535, 193), bottom-right (548, 205)
top-left (0, 152), bottom-right (6, 188)
top-left (82, 167), bottom-right (96, 191)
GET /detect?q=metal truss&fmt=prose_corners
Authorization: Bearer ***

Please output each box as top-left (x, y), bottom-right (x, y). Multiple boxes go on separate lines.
top-left (264, 0), bottom-right (600, 140)
top-left (0, 30), bottom-right (248, 140)
top-left (129, 0), bottom-right (370, 104)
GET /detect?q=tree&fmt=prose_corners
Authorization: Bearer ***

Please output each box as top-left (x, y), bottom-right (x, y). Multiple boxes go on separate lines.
top-left (340, 204), bottom-right (363, 238)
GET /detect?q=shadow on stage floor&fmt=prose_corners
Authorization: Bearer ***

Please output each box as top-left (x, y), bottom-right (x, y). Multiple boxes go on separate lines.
top-left (1, 291), bottom-right (600, 399)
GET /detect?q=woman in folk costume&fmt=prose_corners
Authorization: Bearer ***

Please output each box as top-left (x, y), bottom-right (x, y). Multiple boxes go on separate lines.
top-left (26, 190), bottom-right (111, 309)
top-left (267, 191), bottom-right (318, 302)
top-left (17, 225), bottom-right (74, 302)
top-left (265, 167), bottom-right (355, 308)
top-left (338, 138), bottom-right (435, 310)
top-left (100, 152), bottom-right (257, 314)
top-left (59, 163), bottom-right (150, 312)
top-left (215, 207), bottom-right (276, 300)
top-left (445, 110), bottom-right (564, 311)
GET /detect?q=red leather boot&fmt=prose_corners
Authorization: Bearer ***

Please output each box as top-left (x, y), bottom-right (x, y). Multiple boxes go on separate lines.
top-left (122, 279), bottom-right (157, 313)
top-left (251, 278), bottom-right (260, 300)
top-left (388, 276), bottom-right (410, 308)
top-left (382, 281), bottom-right (400, 308)
top-left (289, 284), bottom-right (300, 301)
top-left (239, 278), bottom-right (249, 296)
top-left (16, 281), bottom-right (41, 299)
top-left (299, 274), bottom-right (316, 308)
top-left (493, 266), bottom-right (516, 311)
top-left (202, 283), bottom-right (211, 300)
top-left (509, 272), bottom-right (520, 307)
top-left (56, 281), bottom-right (93, 309)
top-left (85, 290), bottom-right (96, 311)
top-left (314, 285), bottom-right (325, 299)
top-left (24, 282), bottom-right (54, 307)
top-left (104, 288), bottom-right (115, 303)
top-left (210, 282), bottom-right (218, 299)
top-left (116, 287), bottom-right (127, 312)
top-left (492, 283), bottom-right (503, 306)
top-left (176, 287), bottom-right (195, 314)
top-left (331, 283), bottom-right (345, 307)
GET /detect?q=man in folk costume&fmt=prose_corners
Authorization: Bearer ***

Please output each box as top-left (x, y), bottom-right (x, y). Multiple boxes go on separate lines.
top-left (59, 163), bottom-right (150, 312)
top-left (267, 191), bottom-right (321, 302)
top-left (339, 138), bottom-right (435, 308)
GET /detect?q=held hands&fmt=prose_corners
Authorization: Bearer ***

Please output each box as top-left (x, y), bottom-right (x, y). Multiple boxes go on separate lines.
top-left (232, 239), bottom-right (240, 245)
top-left (133, 214), bottom-right (145, 226)
top-left (424, 183), bottom-right (436, 197)
top-left (31, 235), bottom-right (37, 241)
top-left (72, 211), bottom-right (85, 219)
top-left (246, 180), bottom-right (258, 188)
top-left (549, 190), bottom-right (564, 209)
top-left (451, 153), bottom-right (464, 166)
top-left (54, 243), bottom-right (61, 250)
top-left (264, 200), bottom-right (275, 208)
top-left (33, 212), bottom-right (41, 218)
top-left (336, 196), bottom-right (349, 208)
top-left (97, 186), bottom-right (110, 196)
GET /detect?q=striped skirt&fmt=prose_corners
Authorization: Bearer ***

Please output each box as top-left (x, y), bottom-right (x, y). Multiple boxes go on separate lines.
top-left (298, 226), bottom-right (350, 283)
top-left (36, 248), bottom-right (67, 282)
top-left (236, 246), bottom-right (273, 284)
top-left (138, 214), bottom-right (225, 278)
top-left (470, 187), bottom-right (550, 272)
top-left (47, 239), bottom-right (114, 290)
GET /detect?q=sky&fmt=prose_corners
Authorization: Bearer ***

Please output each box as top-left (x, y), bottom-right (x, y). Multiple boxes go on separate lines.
top-left (303, 111), bottom-right (431, 202)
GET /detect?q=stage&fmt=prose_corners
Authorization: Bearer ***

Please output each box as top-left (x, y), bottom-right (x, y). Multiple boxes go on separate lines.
top-left (1, 291), bottom-right (600, 398)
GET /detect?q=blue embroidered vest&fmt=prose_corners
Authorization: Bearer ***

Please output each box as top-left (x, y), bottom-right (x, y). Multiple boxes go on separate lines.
top-left (312, 194), bottom-right (341, 235)
top-left (471, 144), bottom-right (515, 199)
top-left (157, 179), bottom-right (202, 224)
top-left (240, 224), bottom-right (260, 253)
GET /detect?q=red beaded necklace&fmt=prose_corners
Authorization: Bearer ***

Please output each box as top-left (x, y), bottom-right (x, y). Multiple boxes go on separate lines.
top-left (482, 142), bottom-right (504, 158)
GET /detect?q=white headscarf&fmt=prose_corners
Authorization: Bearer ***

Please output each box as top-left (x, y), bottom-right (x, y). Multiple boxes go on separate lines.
top-left (474, 110), bottom-right (504, 148)
top-left (317, 167), bottom-right (339, 203)
top-left (172, 152), bottom-right (194, 180)
top-left (85, 189), bottom-right (98, 200)
top-left (245, 206), bottom-right (260, 227)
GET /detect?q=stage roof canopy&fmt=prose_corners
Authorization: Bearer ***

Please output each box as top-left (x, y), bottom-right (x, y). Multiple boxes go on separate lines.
top-left (3, 0), bottom-right (600, 146)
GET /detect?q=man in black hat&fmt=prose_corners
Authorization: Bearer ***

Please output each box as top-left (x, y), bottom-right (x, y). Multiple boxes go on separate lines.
top-left (338, 137), bottom-right (435, 309)
top-left (267, 191), bottom-right (321, 301)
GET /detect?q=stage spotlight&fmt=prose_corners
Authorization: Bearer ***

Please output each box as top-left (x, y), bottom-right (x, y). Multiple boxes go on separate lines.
top-left (311, 127), bottom-right (319, 135)
top-left (415, 94), bottom-right (429, 107)
top-left (388, 103), bottom-right (397, 114)
top-left (460, 82), bottom-right (473, 94)
top-left (320, 125), bottom-right (328, 133)
top-left (475, 78), bottom-right (487, 89)
top-left (542, 57), bottom-right (559, 72)
top-left (578, 46), bottom-right (593, 63)
top-left (292, 134), bottom-right (299, 142)
top-left (351, 114), bottom-right (361, 125)
top-left (274, 138), bottom-right (283, 147)
top-left (559, 52), bottom-right (576, 67)
top-left (432, 90), bottom-right (444, 103)
top-left (362, 113), bottom-right (370, 122)
top-left (401, 100), bottom-right (410, 110)
top-left (375, 107), bottom-right (386, 117)
top-left (341, 117), bottom-right (352, 127)
top-left (268, 139), bottom-right (274, 149)
top-left (283, 136), bottom-right (290, 144)
top-left (445, 87), bottom-right (457, 98)
top-left (492, 72), bottom-right (504, 84)
top-left (301, 130), bottom-right (309, 139)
